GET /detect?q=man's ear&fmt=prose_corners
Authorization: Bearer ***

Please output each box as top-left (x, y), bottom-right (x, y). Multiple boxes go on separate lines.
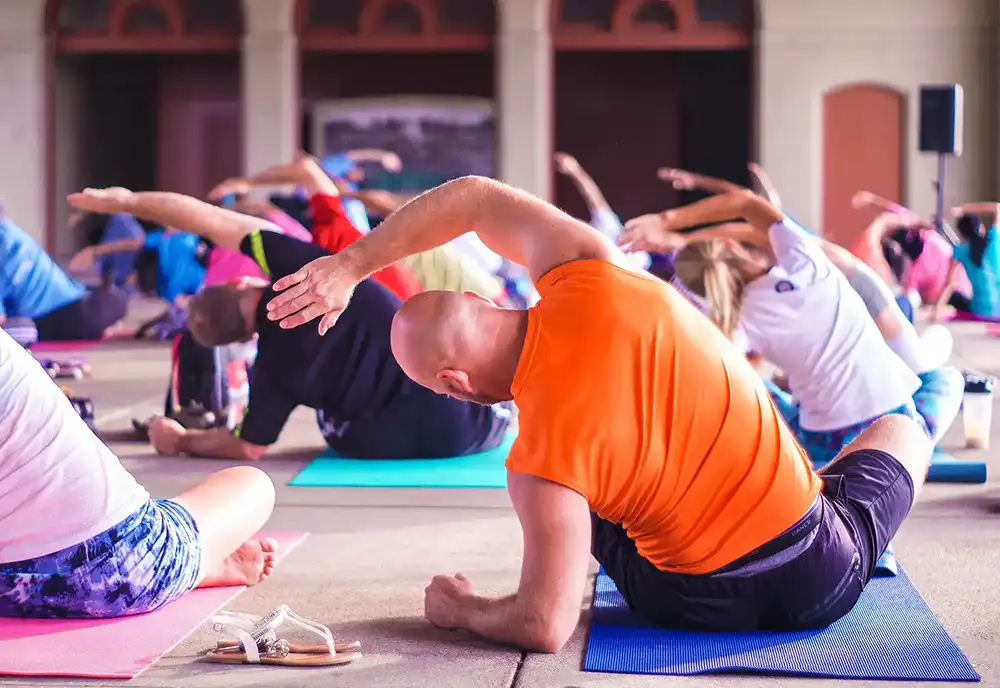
top-left (438, 368), bottom-right (474, 394)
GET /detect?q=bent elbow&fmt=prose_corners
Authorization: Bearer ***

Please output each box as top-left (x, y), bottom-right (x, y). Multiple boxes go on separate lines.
top-left (526, 626), bottom-right (572, 654)
top-left (522, 613), bottom-right (577, 654)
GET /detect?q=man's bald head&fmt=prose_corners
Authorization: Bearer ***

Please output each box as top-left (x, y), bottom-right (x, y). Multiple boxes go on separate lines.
top-left (390, 290), bottom-right (522, 405)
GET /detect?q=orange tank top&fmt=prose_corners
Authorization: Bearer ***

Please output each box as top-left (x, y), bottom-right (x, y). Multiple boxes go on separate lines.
top-left (505, 260), bottom-right (822, 575)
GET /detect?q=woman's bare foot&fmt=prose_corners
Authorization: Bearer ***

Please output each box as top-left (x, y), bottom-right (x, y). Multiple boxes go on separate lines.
top-left (198, 538), bottom-right (279, 588)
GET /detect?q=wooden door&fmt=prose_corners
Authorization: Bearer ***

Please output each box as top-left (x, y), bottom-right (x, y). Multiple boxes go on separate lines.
top-left (822, 84), bottom-right (904, 249)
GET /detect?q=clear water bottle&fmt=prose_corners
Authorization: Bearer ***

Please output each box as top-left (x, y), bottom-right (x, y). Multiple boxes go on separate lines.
top-left (962, 374), bottom-right (994, 450)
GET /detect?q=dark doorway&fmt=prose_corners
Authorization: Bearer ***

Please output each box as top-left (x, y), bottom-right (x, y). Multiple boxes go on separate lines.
top-left (554, 50), bottom-right (751, 224)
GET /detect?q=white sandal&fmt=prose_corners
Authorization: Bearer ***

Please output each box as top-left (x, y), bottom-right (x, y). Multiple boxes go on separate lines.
top-left (204, 605), bottom-right (361, 667)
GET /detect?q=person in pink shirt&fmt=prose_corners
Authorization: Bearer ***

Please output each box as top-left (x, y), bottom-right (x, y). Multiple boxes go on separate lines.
top-left (203, 200), bottom-right (312, 287)
top-left (897, 228), bottom-right (972, 310)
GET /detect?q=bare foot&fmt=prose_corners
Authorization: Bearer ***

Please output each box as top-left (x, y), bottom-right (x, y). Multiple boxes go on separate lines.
top-left (198, 538), bottom-right (279, 588)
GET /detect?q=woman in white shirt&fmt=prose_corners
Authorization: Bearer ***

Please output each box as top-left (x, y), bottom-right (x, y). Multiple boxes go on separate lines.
top-left (0, 328), bottom-right (278, 618)
top-left (620, 189), bottom-right (961, 466)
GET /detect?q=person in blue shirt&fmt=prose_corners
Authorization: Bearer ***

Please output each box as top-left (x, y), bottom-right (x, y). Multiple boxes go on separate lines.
top-left (71, 227), bottom-right (211, 305)
top-left (937, 204), bottom-right (1000, 320)
top-left (0, 217), bottom-right (127, 341)
top-left (72, 212), bottom-right (146, 288)
top-left (319, 149), bottom-right (402, 233)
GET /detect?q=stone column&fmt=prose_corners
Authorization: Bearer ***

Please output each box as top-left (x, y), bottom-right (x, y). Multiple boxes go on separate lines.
top-left (0, 0), bottom-right (47, 245)
top-left (496, 0), bottom-right (552, 200)
top-left (241, 0), bottom-right (299, 177)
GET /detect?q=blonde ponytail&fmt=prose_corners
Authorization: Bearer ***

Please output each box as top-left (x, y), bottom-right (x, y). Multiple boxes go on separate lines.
top-left (673, 240), bottom-right (747, 340)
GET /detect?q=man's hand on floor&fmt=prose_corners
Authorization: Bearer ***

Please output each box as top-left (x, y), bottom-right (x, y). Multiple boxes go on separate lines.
top-left (425, 573), bottom-right (474, 630)
top-left (147, 416), bottom-right (187, 455)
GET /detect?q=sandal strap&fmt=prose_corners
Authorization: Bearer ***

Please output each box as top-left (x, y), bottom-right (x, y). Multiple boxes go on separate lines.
top-left (213, 605), bottom-right (337, 658)
top-left (252, 604), bottom-right (337, 655)
top-left (210, 616), bottom-right (261, 663)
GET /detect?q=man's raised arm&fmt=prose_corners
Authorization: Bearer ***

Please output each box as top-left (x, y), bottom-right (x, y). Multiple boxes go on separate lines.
top-left (265, 176), bottom-right (627, 333)
top-left (67, 187), bottom-right (280, 254)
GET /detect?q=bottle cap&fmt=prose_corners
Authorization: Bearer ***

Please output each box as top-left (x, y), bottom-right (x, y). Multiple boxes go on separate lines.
top-left (965, 375), bottom-right (994, 394)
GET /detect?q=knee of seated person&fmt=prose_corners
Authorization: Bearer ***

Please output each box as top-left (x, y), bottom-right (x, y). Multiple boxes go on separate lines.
top-left (847, 414), bottom-right (933, 478)
top-left (216, 465), bottom-right (276, 505)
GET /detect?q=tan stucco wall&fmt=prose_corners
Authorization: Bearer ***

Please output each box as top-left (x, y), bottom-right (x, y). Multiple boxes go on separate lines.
top-left (757, 0), bottom-right (999, 231)
top-left (52, 56), bottom-right (86, 260)
top-left (0, 0), bottom-right (46, 243)
top-left (242, 0), bottom-right (298, 180)
top-left (5, 0), bottom-right (1000, 248)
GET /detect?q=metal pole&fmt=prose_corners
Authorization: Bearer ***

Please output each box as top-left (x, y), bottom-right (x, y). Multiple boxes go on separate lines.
top-left (935, 152), bottom-right (946, 232)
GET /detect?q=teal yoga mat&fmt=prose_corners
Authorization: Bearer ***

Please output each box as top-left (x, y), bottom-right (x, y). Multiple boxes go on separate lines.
top-left (289, 433), bottom-right (515, 488)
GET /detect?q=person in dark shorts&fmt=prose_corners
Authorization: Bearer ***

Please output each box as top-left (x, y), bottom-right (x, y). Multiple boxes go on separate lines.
top-left (255, 175), bottom-right (932, 651)
top-left (67, 187), bottom-right (509, 462)
top-left (0, 215), bottom-right (127, 341)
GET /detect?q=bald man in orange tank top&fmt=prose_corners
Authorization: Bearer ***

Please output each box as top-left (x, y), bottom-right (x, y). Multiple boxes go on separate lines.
top-left (259, 177), bottom-right (932, 652)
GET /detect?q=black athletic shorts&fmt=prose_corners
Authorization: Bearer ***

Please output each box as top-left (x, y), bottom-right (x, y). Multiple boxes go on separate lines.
top-left (592, 448), bottom-right (915, 631)
top-left (35, 288), bottom-right (128, 341)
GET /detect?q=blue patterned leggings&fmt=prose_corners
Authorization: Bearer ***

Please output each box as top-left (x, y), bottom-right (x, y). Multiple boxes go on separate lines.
top-left (767, 366), bottom-right (965, 466)
top-left (0, 499), bottom-right (202, 619)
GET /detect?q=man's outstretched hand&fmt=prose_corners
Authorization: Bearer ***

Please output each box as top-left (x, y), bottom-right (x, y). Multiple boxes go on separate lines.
top-left (67, 187), bottom-right (134, 215)
top-left (267, 254), bottom-right (362, 335)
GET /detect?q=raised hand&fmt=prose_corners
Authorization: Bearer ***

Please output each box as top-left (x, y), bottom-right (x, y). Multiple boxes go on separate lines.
top-left (66, 187), bottom-right (135, 215)
top-left (208, 178), bottom-right (251, 201)
top-left (618, 213), bottom-right (681, 253)
top-left (67, 246), bottom-right (97, 273)
top-left (554, 152), bottom-right (580, 175)
top-left (266, 254), bottom-right (362, 335)
top-left (657, 167), bottom-right (697, 190)
top-left (380, 152), bottom-right (403, 174)
top-left (851, 191), bottom-right (877, 210)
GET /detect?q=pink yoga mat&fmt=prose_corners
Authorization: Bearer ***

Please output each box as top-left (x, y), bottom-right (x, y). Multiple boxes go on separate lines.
top-left (943, 310), bottom-right (1000, 324)
top-left (30, 340), bottom-right (102, 353)
top-left (0, 531), bottom-right (307, 680)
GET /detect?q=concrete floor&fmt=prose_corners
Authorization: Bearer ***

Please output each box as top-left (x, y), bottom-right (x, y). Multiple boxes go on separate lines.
top-left (3, 310), bottom-right (999, 688)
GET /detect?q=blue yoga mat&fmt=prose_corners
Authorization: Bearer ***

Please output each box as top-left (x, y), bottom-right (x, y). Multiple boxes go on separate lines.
top-left (928, 450), bottom-right (987, 484)
top-left (584, 568), bottom-right (979, 681)
top-left (288, 433), bottom-right (514, 488)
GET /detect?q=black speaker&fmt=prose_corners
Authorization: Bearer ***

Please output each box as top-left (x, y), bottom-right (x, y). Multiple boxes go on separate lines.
top-left (919, 84), bottom-right (963, 155)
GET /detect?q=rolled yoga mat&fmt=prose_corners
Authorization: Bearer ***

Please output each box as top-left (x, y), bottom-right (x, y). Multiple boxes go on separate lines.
top-left (583, 567), bottom-right (979, 682)
top-left (928, 450), bottom-right (987, 484)
top-left (289, 433), bottom-right (515, 489)
top-left (0, 532), bottom-right (307, 679)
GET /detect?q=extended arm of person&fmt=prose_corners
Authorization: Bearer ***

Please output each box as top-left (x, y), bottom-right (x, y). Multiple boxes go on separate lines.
top-left (658, 167), bottom-right (744, 195)
top-left (344, 148), bottom-right (402, 172)
top-left (621, 189), bottom-right (783, 253)
top-left (266, 176), bottom-right (625, 332)
top-left (555, 152), bottom-right (614, 216)
top-left (68, 188), bottom-right (281, 254)
top-left (852, 190), bottom-right (923, 221)
top-left (931, 260), bottom-right (963, 318)
top-left (431, 473), bottom-right (591, 652)
top-left (177, 427), bottom-right (267, 461)
top-left (747, 163), bottom-right (783, 210)
top-left (210, 155), bottom-right (341, 200)
top-left (346, 189), bottom-right (407, 217)
top-left (951, 202), bottom-right (1000, 219)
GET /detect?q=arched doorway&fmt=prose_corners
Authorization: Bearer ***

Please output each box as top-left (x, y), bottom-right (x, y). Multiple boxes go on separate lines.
top-left (822, 83), bottom-right (905, 251)
top-left (296, 0), bottom-right (496, 191)
top-left (552, 0), bottom-right (752, 222)
top-left (46, 0), bottom-right (243, 257)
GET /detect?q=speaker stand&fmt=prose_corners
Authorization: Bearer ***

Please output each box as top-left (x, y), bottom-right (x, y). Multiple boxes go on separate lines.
top-left (933, 152), bottom-right (947, 232)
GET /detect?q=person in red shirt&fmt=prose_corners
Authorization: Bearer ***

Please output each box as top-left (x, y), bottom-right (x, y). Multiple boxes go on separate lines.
top-left (210, 156), bottom-right (422, 301)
